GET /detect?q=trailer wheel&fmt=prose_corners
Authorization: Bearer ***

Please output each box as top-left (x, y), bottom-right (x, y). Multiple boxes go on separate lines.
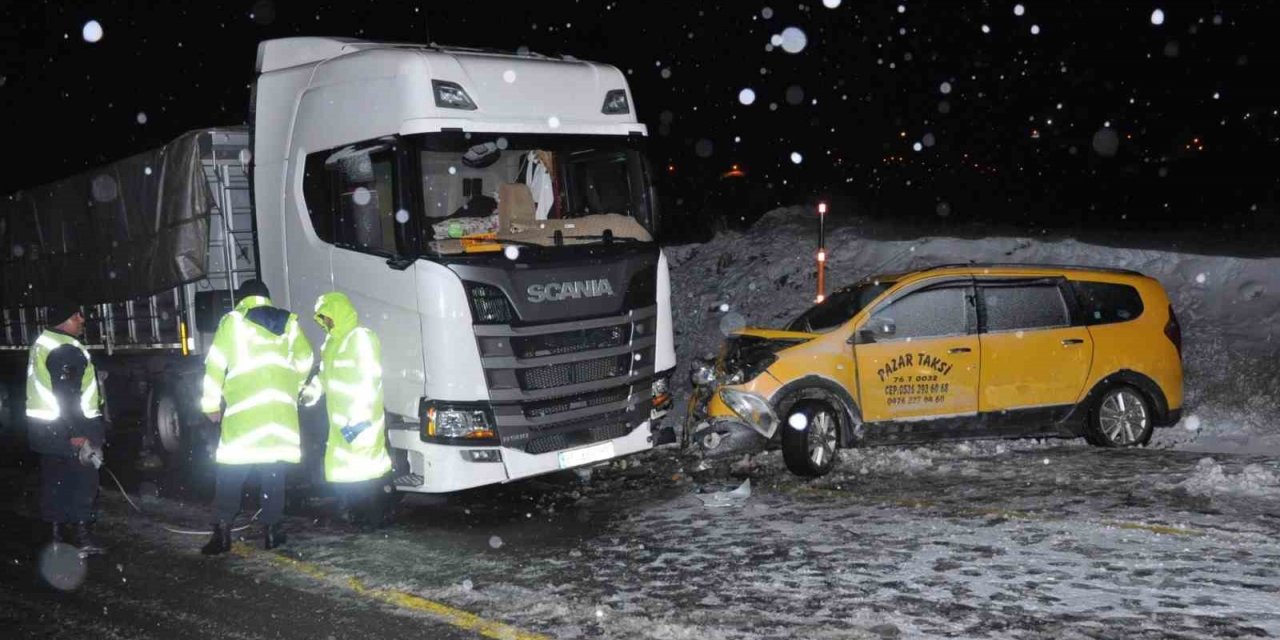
top-left (147, 382), bottom-right (200, 469)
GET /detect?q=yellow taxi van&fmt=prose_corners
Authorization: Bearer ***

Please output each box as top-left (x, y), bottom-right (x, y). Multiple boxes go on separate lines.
top-left (685, 263), bottom-right (1184, 476)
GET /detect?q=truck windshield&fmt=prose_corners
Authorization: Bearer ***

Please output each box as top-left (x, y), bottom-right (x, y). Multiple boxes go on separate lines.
top-left (410, 133), bottom-right (655, 255)
top-left (786, 280), bottom-right (895, 333)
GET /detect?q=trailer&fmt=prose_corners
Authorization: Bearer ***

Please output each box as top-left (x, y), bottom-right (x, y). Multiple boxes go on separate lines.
top-left (1, 38), bottom-right (677, 494)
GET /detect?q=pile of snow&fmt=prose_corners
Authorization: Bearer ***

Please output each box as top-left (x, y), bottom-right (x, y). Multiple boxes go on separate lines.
top-left (665, 205), bottom-right (1280, 451)
top-left (1176, 457), bottom-right (1280, 497)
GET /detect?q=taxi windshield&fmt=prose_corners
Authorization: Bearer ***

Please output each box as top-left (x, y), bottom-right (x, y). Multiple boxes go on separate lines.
top-left (786, 280), bottom-right (894, 333)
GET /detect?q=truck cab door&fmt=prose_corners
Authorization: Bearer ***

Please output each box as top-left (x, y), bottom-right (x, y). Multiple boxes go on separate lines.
top-left (854, 281), bottom-right (980, 427)
top-left (310, 141), bottom-right (425, 419)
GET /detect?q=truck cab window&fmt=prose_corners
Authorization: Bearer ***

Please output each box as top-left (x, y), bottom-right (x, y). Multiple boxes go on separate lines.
top-left (304, 144), bottom-right (405, 256)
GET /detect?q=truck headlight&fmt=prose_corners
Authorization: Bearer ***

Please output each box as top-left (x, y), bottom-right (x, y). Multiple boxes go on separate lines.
top-left (718, 388), bottom-right (778, 437)
top-left (426, 406), bottom-right (496, 440)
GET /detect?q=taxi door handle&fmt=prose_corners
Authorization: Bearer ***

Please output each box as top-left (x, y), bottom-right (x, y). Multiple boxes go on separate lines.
top-left (948, 347), bottom-right (972, 354)
top-left (1062, 338), bottom-right (1085, 346)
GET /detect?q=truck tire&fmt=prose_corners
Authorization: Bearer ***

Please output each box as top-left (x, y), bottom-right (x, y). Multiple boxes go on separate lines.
top-left (781, 400), bottom-right (840, 477)
top-left (147, 382), bottom-right (203, 468)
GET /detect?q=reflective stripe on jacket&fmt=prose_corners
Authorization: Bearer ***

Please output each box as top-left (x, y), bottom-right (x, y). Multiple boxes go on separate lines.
top-left (201, 295), bottom-right (314, 465)
top-left (26, 330), bottom-right (101, 422)
top-left (305, 292), bottom-right (392, 483)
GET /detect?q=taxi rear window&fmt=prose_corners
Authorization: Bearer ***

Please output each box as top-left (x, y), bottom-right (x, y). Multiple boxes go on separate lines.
top-left (1070, 281), bottom-right (1145, 325)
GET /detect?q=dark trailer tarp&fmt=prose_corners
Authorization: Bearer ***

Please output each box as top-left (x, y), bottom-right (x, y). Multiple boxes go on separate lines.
top-left (0, 129), bottom-right (214, 310)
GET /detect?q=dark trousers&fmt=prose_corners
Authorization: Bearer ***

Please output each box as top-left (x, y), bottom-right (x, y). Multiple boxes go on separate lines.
top-left (335, 475), bottom-right (392, 525)
top-left (40, 455), bottom-right (99, 524)
top-left (213, 463), bottom-right (287, 525)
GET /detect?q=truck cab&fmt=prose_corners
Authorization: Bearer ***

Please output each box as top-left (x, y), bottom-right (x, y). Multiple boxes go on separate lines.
top-left (251, 38), bottom-right (676, 492)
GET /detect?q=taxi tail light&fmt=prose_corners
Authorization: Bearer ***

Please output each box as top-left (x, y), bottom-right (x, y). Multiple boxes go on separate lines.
top-left (1164, 304), bottom-right (1182, 359)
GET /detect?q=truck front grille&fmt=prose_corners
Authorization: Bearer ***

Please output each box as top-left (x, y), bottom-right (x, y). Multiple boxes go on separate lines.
top-left (524, 387), bottom-right (632, 419)
top-left (471, 305), bottom-right (659, 455)
top-left (518, 354), bottom-right (632, 391)
top-left (511, 324), bottom-right (630, 359)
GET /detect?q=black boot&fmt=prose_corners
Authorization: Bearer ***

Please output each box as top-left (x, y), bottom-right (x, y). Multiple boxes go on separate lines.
top-left (264, 523), bottom-right (286, 550)
top-left (72, 522), bottom-right (105, 556)
top-left (201, 522), bottom-right (231, 556)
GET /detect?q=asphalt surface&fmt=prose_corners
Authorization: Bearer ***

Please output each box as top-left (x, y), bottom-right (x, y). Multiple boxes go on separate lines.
top-left (2, 435), bottom-right (1280, 639)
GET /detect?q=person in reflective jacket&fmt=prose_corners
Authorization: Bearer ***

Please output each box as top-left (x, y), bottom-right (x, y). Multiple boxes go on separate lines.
top-left (26, 300), bottom-right (107, 555)
top-left (301, 292), bottom-right (394, 528)
top-left (199, 280), bottom-right (313, 554)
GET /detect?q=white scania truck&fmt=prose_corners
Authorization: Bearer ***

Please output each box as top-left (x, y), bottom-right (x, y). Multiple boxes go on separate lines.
top-left (0, 37), bottom-right (677, 494)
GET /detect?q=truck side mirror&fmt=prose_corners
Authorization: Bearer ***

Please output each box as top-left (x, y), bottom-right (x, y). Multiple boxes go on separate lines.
top-left (386, 256), bottom-right (415, 271)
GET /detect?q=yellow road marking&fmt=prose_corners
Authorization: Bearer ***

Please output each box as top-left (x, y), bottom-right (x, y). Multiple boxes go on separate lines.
top-left (231, 543), bottom-right (550, 640)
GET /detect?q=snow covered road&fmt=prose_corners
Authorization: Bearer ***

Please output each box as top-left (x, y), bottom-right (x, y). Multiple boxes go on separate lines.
top-left (7, 440), bottom-right (1274, 639)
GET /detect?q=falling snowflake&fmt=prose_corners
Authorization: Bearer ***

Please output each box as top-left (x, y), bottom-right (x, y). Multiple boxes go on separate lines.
top-left (1150, 8), bottom-right (1165, 25)
top-left (822, 0), bottom-right (842, 8)
top-left (738, 88), bottom-right (757, 105)
top-left (779, 27), bottom-right (807, 54)
top-left (790, 151), bottom-right (803, 164)
top-left (82, 20), bottom-right (104, 43)
top-left (939, 81), bottom-right (952, 95)
top-left (489, 536), bottom-right (504, 549)
top-left (912, 142), bottom-right (923, 152)
top-left (547, 116), bottom-right (561, 128)
top-left (1014, 4), bottom-right (1025, 16)
top-left (395, 209), bottom-right (410, 224)
top-left (981, 24), bottom-right (991, 33)
top-left (502, 69), bottom-right (517, 83)
top-left (352, 186), bottom-right (371, 205)
top-left (1030, 24), bottom-right (1041, 34)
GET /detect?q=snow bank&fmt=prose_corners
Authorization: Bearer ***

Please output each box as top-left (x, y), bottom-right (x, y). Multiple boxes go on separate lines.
top-left (665, 205), bottom-right (1280, 451)
top-left (1176, 457), bottom-right (1280, 497)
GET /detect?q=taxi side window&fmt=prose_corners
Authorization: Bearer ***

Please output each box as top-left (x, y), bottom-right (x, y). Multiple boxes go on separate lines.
top-left (1070, 281), bottom-right (1144, 325)
top-left (981, 283), bottom-right (1070, 332)
top-left (871, 286), bottom-right (972, 340)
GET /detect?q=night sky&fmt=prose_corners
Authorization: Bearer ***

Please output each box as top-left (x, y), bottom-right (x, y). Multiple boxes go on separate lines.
top-left (2, 1), bottom-right (1278, 238)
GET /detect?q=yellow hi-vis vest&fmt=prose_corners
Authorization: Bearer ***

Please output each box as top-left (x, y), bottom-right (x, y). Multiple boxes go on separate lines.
top-left (26, 330), bottom-right (101, 422)
top-left (201, 296), bottom-right (313, 465)
top-left (303, 292), bottom-right (392, 483)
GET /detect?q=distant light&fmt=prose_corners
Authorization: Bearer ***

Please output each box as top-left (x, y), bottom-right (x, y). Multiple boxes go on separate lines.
top-left (817, 250), bottom-right (826, 263)
top-left (82, 20), bottom-right (103, 43)
top-left (815, 294), bottom-right (825, 303)
top-left (738, 88), bottom-right (757, 105)
top-left (817, 202), bottom-right (827, 214)
top-left (1150, 9), bottom-right (1165, 26)
top-left (547, 116), bottom-right (561, 128)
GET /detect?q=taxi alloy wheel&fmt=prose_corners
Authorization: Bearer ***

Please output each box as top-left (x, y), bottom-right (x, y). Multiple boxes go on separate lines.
top-left (782, 400), bottom-right (840, 477)
top-left (1090, 386), bottom-right (1153, 447)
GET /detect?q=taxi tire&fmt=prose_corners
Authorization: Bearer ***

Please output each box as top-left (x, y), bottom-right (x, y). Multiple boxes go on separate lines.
top-left (782, 401), bottom-right (840, 477)
top-left (1085, 384), bottom-right (1154, 448)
